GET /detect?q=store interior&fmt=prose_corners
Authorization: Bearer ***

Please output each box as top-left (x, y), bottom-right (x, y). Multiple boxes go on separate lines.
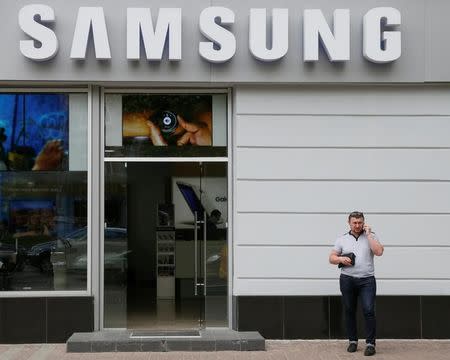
top-left (104, 162), bottom-right (228, 329)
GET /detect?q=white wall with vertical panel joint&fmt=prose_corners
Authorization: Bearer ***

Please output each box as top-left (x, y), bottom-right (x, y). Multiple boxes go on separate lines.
top-left (233, 85), bottom-right (450, 296)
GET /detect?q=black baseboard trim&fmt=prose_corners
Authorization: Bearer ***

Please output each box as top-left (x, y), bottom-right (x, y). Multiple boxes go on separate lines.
top-left (235, 295), bottom-right (450, 340)
top-left (0, 297), bottom-right (94, 343)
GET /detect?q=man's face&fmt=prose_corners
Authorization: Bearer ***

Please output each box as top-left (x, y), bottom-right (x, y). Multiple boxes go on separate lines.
top-left (348, 216), bottom-right (364, 234)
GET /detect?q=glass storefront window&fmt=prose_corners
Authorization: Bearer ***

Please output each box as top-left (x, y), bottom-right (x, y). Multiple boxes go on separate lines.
top-left (104, 93), bottom-right (227, 157)
top-left (0, 93), bottom-right (88, 291)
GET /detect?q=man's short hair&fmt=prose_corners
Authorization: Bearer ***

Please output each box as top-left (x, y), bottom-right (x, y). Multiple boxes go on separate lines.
top-left (348, 211), bottom-right (364, 221)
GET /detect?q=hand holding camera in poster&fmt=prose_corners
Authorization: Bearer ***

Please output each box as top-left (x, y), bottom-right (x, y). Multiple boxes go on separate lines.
top-left (145, 112), bottom-right (212, 146)
top-left (175, 113), bottom-right (212, 146)
top-left (122, 95), bottom-right (212, 147)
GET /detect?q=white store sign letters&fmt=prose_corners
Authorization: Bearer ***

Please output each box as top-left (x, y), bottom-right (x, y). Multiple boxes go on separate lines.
top-left (18, 5), bottom-right (402, 64)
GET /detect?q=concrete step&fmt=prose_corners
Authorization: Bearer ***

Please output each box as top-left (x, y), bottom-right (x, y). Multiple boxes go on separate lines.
top-left (67, 329), bottom-right (265, 352)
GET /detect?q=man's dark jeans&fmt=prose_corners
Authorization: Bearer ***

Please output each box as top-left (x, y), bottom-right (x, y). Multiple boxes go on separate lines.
top-left (340, 274), bottom-right (377, 345)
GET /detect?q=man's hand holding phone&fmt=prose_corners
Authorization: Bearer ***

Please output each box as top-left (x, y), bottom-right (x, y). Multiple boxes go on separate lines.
top-left (363, 224), bottom-right (371, 234)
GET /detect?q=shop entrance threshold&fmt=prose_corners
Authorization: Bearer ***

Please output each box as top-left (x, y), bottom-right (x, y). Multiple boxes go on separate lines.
top-left (130, 330), bottom-right (201, 338)
top-left (67, 329), bottom-right (265, 352)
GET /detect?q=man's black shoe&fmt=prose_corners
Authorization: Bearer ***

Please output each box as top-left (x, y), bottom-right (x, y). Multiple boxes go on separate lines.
top-left (364, 345), bottom-right (376, 356)
top-left (347, 343), bottom-right (357, 352)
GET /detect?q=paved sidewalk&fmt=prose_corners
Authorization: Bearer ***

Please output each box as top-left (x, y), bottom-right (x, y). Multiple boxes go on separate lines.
top-left (0, 340), bottom-right (449, 359)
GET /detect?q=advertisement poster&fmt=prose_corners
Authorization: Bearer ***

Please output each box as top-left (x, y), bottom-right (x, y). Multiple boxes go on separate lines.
top-left (9, 200), bottom-right (55, 236)
top-left (0, 94), bottom-right (69, 171)
top-left (122, 94), bottom-right (212, 146)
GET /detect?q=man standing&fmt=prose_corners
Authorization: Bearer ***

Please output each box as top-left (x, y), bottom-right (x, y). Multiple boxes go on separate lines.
top-left (329, 211), bottom-right (384, 356)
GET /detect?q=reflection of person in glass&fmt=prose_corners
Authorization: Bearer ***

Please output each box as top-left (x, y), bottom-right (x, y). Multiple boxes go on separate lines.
top-left (13, 212), bottom-right (51, 239)
top-left (206, 209), bottom-right (222, 239)
top-left (207, 209), bottom-right (228, 280)
top-left (0, 220), bottom-right (11, 243)
top-left (0, 128), bottom-right (8, 170)
top-left (0, 220), bottom-right (25, 289)
top-left (0, 220), bottom-right (14, 257)
top-left (0, 220), bottom-right (11, 289)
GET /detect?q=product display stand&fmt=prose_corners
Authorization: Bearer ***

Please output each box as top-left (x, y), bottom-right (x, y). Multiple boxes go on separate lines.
top-left (156, 228), bottom-right (175, 299)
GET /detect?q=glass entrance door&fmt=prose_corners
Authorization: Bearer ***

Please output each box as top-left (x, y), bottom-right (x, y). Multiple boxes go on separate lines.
top-left (103, 161), bottom-right (228, 330)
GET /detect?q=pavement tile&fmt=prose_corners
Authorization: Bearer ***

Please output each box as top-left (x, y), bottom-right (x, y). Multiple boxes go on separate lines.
top-left (197, 353), bottom-right (220, 360)
top-left (240, 339), bottom-right (265, 351)
top-left (7, 345), bottom-right (36, 360)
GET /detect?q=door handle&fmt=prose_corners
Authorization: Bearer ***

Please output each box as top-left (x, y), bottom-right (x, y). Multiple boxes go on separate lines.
top-left (194, 211), bottom-right (198, 296)
top-left (203, 211), bottom-right (207, 296)
top-left (194, 211), bottom-right (207, 296)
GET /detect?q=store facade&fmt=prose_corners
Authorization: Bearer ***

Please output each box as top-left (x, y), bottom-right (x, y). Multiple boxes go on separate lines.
top-left (0, 0), bottom-right (450, 343)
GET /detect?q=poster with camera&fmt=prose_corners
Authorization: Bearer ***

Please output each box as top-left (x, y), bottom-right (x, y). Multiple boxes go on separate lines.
top-left (122, 95), bottom-right (212, 147)
top-left (0, 94), bottom-right (69, 171)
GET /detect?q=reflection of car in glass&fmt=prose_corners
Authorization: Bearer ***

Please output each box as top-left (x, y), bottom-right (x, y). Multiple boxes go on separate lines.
top-left (50, 227), bottom-right (129, 272)
top-left (0, 241), bottom-right (26, 272)
top-left (27, 240), bottom-right (56, 273)
top-left (0, 241), bottom-right (26, 290)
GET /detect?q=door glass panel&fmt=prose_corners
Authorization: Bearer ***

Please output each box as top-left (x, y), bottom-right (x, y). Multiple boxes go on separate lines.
top-left (103, 162), bottom-right (228, 329)
top-left (104, 162), bottom-right (128, 328)
top-left (202, 163), bottom-right (228, 326)
top-left (104, 94), bottom-right (227, 158)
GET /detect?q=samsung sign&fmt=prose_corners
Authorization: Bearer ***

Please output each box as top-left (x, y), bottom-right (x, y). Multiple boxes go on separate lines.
top-left (18, 5), bottom-right (401, 64)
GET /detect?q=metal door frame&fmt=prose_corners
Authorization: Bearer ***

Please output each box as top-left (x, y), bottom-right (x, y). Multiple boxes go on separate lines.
top-left (95, 88), bottom-right (233, 331)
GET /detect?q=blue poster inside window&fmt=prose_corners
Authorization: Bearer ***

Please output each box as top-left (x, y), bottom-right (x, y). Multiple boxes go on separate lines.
top-left (0, 94), bottom-right (69, 171)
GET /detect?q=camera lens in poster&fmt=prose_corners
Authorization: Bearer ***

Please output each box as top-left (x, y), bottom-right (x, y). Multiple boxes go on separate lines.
top-left (122, 94), bottom-right (212, 146)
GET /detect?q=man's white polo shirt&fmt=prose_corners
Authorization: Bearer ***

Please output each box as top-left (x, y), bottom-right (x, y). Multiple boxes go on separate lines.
top-left (333, 231), bottom-right (378, 278)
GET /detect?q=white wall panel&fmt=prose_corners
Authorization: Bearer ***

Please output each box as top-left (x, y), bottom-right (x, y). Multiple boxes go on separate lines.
top-left (237, 148), bottom-right (450, 180)
top-left (234, 246), bottom-right (338, 279)
top-left (232, 85), bottom-right (450, 296)
top-left (235, 213), bottom-right (450, 247)
top-left (236, 115), bottom-right (450, 148)
top-left (233, 279), bottom-right (340, 296)
top-left (235, 86), bottom-right (450, 115)
top-left (234, 247), bottom-right (450, 279)
top-left (233, 279), bottom-right (450, 296)
top-left (237, 181), bottom-right (450, 213)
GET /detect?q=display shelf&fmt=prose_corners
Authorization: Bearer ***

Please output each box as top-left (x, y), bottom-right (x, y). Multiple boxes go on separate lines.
top-left (156, 229), bottom-right (176, 299)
